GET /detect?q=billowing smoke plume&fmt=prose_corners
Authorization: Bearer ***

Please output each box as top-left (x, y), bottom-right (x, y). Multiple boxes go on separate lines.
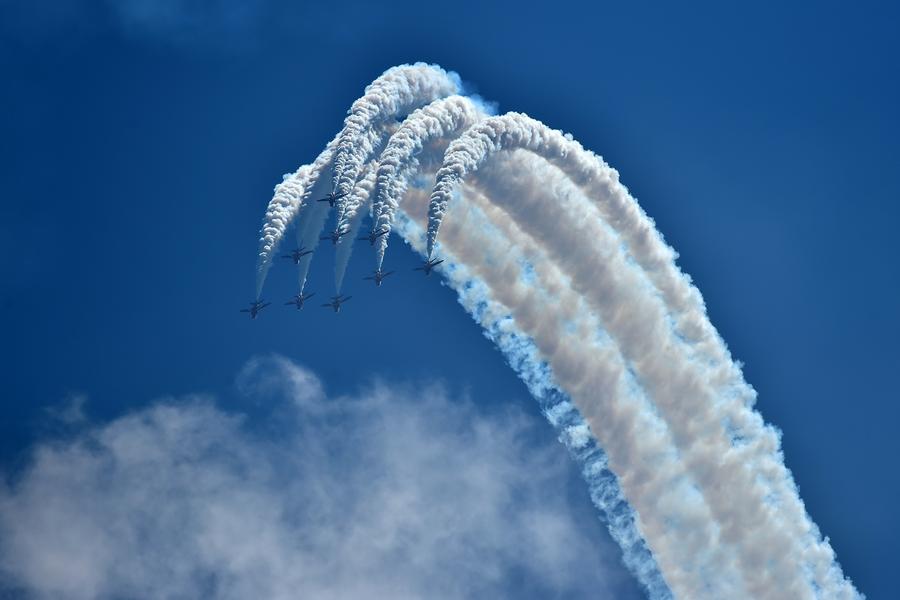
top-left (254, 67), bottom-right (862, 600)
top-left (256, 136), bottom-right (337, 298)
top-left (330, 63), bottom-right (460, 213)
top-left (424, 113), bottom-right (858, 598)
top-left (257, 162), bottom-right (316, 297)
top-left (366, 95), bottom-right (485, 269)
top-left (257, 63), bottom-right (459, 298)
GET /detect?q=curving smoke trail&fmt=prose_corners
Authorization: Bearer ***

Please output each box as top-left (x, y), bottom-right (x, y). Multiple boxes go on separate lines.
top-left (394, 185), bottom-right (677, 598)
top-left (425, 113), bottom-right (859, 598)
top-left (366, 95), bottom-right (485, 270)
top-left (330, 63), bottom-right (461, 216)
top-left (405, 182), bottom-right (741, 597)
top-left (255, 67), bottom-right (861, 600)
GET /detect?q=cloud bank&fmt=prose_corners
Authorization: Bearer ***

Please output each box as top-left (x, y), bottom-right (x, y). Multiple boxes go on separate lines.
top-left (0, 356), bottom-right (632, 599)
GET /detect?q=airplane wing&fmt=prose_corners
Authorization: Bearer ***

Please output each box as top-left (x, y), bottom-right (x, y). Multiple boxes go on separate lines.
top-left (284, 300), bottom-right (295, 305)
top-left (363, 276), bottom-right (374, 280)
top-left (303, 292), bottom-right (316, 299)
top-left (385, 271), bottom-right (395, 276)
top-left (240, 309), bottom-right (250, 312)
top-left (321, 303), bottom-right (332, 308)
top-left (343, 296), bottom-right (352, 302)
top-left (433, 259), bottom-right (444, 266)
top-left (261, 302), bottom-right (271, 309)
top-left (413, 266), bottom-right (424, 271)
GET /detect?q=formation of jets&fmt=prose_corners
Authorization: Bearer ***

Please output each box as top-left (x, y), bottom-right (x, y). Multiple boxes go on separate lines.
top-left (243, 188), bottom-right (446, 319)
top-left (242, 258), bottom-right (441, 317)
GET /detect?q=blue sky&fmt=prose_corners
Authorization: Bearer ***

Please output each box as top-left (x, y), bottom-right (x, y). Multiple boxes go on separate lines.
top-left (1, 1), bottom-right (898, 597)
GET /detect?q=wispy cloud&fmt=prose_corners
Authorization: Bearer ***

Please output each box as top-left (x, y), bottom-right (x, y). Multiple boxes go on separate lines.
top-left (0, 356), bottom-right (631, 599)
top-left (44, 392), bottom-right (88, 426)
top-left (0, 0), bottom-right (268, 49)
top-left (104, 0), bottom-right (264, 47)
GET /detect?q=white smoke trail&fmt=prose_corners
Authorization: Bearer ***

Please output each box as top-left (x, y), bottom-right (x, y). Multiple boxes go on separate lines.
top-left (296, 121), bottom-right (403, 295)
top-left (366, 95), bottom-right (485, 270)
top-left (255, 70), bottom-right (861, 600)
top-left (256, 134), bottom-right (337, 298)
top-left (463, 155), bottom-right (783, 595)
top-left (394, 186), bottom-right (677, 598)
top-left (429, 189), bottom-right (741, 596)
top-left (333, 167), bottom-right (377, 292)
top-left (331, 63), bottom-right (461, 215)
top-left (257, 164), bottom-right (316, 298)
top-left (425, 113), bottom-right (859, 599)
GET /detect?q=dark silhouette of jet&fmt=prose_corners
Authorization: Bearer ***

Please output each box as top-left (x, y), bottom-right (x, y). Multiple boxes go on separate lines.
top-left (240, 300), bottom-right (270, 319)
top-left (414, 257), bottom-right (444, 276)
top-left (321, 295), bottom-right (352, 313)
top-left (357, 228), bottom-right (388, 246)
top-left (285, 291), bottom-right (316, 310)
top-left (320, 226), bottom-right (349, 245)
top-left (363, 269), bottom-right (394, 287)
top-left (281, 246), bottom-right (313, 264)
top-left (315, 190), bottom-right (348, 207)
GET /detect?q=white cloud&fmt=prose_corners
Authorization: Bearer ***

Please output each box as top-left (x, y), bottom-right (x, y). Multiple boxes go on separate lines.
top-left (0, 356), bottom-right (632, 599)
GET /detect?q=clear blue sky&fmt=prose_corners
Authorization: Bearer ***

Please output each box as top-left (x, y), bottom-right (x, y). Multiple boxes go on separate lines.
top-left (1, 1), bottom-right (897, 597)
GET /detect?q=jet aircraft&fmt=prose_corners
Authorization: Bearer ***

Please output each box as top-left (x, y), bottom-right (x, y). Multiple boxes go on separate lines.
top-left (240, 300), bottom-right (271, 319)
top-left (357, 228), bottom-right (388, 245)
top-left (285, 291), bottom-right (316, 309)
top-left (363, 269), bottom-right (394, 287)
top-left (414, 257), bottom-right (444, 276)
top-left (280, 246), bottom-right (313, 264)
top-left (320, 226), bottom-right (349, 245)
top-left (316, 190), bottom-right (348, 207)
top-left (321, 295), bottom-right (352, 313)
